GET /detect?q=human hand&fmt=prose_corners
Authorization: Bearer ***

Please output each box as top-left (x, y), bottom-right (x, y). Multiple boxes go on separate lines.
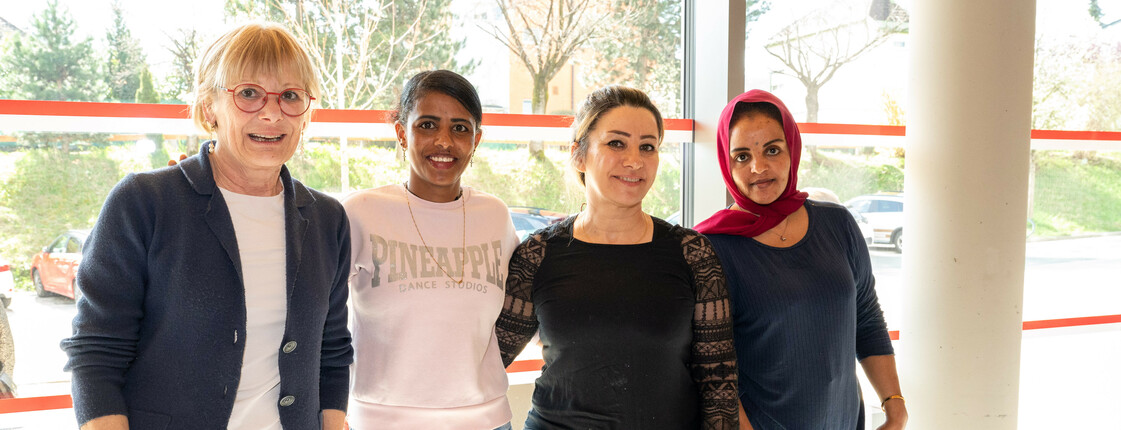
top-left (876, 400), bottom-right (908, 430)
top-left (737, 401), bottom-right (754, 430)
top-left (79, 414), bottom-right (129, 430)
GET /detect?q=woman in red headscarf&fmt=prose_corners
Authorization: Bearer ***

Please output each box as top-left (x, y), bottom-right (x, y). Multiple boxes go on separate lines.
top-left (695, 90), bottom-right (907, 430)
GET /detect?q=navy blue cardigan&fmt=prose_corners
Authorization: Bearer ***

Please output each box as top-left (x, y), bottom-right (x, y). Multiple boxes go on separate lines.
top-left (61, 143), bottom-right (353, 429)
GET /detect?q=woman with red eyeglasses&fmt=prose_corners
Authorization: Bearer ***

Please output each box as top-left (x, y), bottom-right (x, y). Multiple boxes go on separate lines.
top-left (61, 23), bottom-right (352, 430)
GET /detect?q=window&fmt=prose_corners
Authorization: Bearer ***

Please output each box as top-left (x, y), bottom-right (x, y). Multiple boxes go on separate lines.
top-left (0, 1), bottom-right (688, 425)
top-left (65, 238), bottom-right (80, 254)
top-left (746, 1), bottom-right (1121, 426)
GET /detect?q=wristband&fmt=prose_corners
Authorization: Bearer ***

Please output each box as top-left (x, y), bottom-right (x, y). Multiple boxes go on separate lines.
top-left (881, 394), bottom-right (905, 411)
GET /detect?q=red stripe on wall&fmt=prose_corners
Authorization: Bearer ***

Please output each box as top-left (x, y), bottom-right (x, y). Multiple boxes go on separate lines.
top-left (1022, 314), bottom-right (1121, 330)
top-left (312, 109), bottom-right (391, 123)
top-left (798, 123), bottom-right (906, 136)
top-left (1, 314), bottom-right (1118, 415)
top-left (506, 358), bottom-right (545, 373)
top-left (0, 99), bottom-right (189, 118)
top-left (0, 100), bottom-right (695, 130)
top-left (1030, 129), bottom-right (1121, 141)
top-left (0, 394), bottom-right (72, 414)
top-left (11, 100), bottom-right (1121, 138)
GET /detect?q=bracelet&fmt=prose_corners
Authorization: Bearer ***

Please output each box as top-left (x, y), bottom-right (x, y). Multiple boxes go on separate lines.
top-left (880, 394), bottom-right (905, 411)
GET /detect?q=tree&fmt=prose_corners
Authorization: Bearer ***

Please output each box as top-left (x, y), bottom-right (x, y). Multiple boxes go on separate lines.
top-left (0, 0), bottom-right (108, 154)
top-left (1032, 36), bottom-right (1085, 131)
top-left (161, 29), bottom-right (201, 103)
top-left (1090, 0), bottom-right (1121, 29)
top-left (135, 67), bottom-right (159, 103)
top-left (226, 0), bottom-right (470, 192)
top-left (1032, 36), bottom-right (1121, 132)
top-left (585, 0), bottom-right (770, 118)
top-left (104, 0), bottom-right (147, 102)
top-left (0, 0), bottom-right (105, 102)
top-left (746, 0), bottom-right (772, 40)
top-left (226, 0), bottom-right (472, 110)
top-left (482, 0), bottom-right (607, 157)
top-left (135, 65), bottom-right (170, 167)
top-left (764, 0), bottom-right (906, 123)
top-left (1026, 35), bottom-right (1121, 221)
top-left (584, 0), bottom-right (682, 116)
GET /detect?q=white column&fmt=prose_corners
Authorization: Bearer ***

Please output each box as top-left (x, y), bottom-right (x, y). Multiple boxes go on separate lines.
top-left (901, 1), bottom-right (1035, 428)
top-left (685, 0), bottom-right (744, 226)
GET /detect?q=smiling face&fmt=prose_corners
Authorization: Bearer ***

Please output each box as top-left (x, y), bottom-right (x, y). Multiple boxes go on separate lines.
top-left (204, 68), bottom-right (310, 177)
top-left (575, 105), bottom-right (661, 210)
top-left (397, 91), bottom-right (481, 201)
top-left (729, 113), bottom-right (790, 205)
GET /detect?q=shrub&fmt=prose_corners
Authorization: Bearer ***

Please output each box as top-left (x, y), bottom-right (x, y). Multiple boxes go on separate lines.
top-left (0, 148), bottom-right (121, 289)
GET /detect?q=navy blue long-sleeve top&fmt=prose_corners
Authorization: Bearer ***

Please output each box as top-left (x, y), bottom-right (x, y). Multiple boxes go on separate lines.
top-left (706, 200), bottom-right (893, 430)
top-left (60, 143), bottom-right (353, 429)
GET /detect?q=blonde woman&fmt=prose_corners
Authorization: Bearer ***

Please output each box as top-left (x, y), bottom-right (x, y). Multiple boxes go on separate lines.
top-left (62, 23), bottom-right (352, 430)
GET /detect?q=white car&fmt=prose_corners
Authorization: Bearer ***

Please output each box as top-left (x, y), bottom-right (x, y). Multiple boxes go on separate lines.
top-left (803, 187), bottom-right (874, 246)
top-left (845, 193), bottom-right (904, 252)
top-left (0, 258), bottom-right (15, 308)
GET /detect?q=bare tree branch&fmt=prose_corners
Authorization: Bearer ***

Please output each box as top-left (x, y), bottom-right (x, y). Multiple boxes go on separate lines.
top-left (765, 2), bottom-right (903, 123)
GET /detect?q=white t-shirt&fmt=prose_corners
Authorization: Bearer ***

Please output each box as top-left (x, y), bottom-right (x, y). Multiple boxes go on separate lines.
top-left (220, 188), bottom-right (286, 430)
top-left (343, 185), bottom-right (519, 429)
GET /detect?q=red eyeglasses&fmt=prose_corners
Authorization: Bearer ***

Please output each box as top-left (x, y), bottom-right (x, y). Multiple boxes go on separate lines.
top-left (221, 83), bottom-right (316, 117)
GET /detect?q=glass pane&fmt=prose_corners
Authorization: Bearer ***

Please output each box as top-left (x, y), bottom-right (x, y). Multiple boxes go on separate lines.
top-left (742, 1), bottom-right (1121, 427)
top-left (0, 2), bottom-right (688, 424)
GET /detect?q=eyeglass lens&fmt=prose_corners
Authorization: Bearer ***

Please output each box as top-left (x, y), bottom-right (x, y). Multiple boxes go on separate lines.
top-left (231, 84), bottom-right (311, 116)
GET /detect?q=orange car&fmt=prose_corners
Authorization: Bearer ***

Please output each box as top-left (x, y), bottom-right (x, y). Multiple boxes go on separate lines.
top-left (30, 230), bottom-right (89, 300)
top-left (0, 257), bottom-right (14, 308)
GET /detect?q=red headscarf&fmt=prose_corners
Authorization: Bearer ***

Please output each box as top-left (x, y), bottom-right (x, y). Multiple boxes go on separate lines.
top-left (693, 90), bottom-right (808, 238)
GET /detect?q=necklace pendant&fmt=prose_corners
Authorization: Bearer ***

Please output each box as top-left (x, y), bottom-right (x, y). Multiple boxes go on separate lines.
top-left (780, 236), bottom-right (787, 241)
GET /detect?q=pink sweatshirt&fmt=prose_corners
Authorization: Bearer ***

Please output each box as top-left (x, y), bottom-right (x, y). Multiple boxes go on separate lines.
top-left (343, 185), bottom-right (518, 429)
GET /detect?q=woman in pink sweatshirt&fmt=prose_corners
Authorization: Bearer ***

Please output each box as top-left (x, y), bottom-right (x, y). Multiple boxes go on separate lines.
top-left (342, 70), bottom-right (518, 430)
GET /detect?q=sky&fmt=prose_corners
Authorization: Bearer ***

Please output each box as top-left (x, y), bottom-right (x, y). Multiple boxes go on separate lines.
top-left (2, 0), bottom-right (229, 78)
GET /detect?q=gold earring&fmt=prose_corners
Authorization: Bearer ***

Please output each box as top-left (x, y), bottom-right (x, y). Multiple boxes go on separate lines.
top-left (208, 142), bottom-right (215, 153)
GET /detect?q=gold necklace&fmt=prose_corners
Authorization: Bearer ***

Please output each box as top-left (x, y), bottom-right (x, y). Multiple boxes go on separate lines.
top-left (404, 182), bottom-right (466, 284)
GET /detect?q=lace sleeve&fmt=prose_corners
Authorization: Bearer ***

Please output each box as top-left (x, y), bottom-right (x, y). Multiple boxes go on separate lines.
top-left (681, 231), bottom-right (739, 429)
top-left (496, 234), bottom-right (545, 368)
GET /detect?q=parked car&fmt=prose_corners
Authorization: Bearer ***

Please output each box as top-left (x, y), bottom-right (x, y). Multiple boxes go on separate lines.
top-left (509, 207), bottom-right (566, 241)
top-left (844, 193), bottom-right (904, 251)
top-left (848, 210), bottom-right (876, 247)
top-left (803, 187), bottom-right (873, 245)
top-left (0, 258), bottom-right (14, 308)
top-left (30, 230), bottom-right (90, 300)
top-left (665, 211), bottom-right (682, 226)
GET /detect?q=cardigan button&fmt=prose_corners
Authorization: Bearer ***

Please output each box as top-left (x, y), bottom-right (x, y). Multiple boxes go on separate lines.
top-left (282, 341), bottom-right (297, 354)
top-left (279, 395), bottom-right (295, 407)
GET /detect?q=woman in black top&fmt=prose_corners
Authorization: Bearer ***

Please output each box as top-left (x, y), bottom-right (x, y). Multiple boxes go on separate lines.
top-left (495, 86), bottom-right (738, 429)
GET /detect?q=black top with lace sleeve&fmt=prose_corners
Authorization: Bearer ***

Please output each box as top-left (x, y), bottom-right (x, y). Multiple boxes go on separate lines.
top-left (496, 216), bottom-right (738, 430)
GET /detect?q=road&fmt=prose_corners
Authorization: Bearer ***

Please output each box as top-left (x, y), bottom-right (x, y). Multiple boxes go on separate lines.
top-left (2, 235), bottom-right (1118, 428)
top-left (866, 234), bottom-right (1121, 329)
top-left (4, 293), bottom-right (79, 429)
